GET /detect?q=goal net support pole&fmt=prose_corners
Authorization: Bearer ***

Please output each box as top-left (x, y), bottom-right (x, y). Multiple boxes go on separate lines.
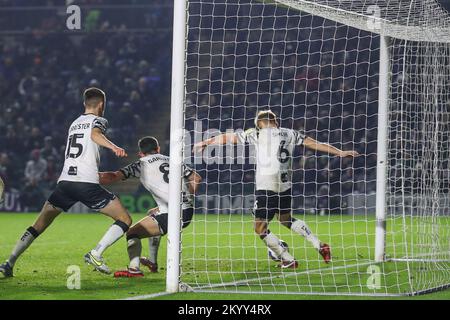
top-left (166, 0), bottom-right (188, 294)
top-left (375, 35), bottom-right (390, 263)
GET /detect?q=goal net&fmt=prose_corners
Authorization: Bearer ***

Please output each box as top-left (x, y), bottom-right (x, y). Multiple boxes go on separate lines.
top-left (170, 0), bottom-right (450, 296)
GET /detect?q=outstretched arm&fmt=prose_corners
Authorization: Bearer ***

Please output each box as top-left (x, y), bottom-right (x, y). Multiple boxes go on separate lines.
top-left (100, 161), bottom-right (141, 185)
top-left (91, 128), bottom-right (127, 158)
top-left (303, 136), bottom-right (360, 158)
top-left (192, 132), bottom-right (238, 154)
top-left (98, 171), bottom-right (125, 185)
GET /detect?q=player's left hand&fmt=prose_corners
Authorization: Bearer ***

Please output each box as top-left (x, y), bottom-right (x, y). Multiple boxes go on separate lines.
top-left (340, 150), bottom-right (360, 158)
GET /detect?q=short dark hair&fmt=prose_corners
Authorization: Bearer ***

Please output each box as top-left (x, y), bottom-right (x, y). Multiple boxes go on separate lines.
top-left (139, 136), bottom-right (159, 154)
top-left (83, 87), bottom-right (106, 108)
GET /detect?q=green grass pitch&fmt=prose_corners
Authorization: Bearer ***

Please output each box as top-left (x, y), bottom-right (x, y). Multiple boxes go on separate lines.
top-left (0, 213), bottom-right (448, 300)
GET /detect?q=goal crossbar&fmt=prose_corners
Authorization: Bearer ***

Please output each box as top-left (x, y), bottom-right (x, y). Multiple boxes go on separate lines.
top-left (273, 0), bottom-right (450, 43)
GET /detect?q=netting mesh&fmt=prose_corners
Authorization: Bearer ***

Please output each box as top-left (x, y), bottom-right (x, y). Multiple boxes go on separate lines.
top-left (276, 0), bottom-right (450, 42)
top-left (387, 39), bottom-right (450, 292)
top-left (179, 0), bottom-right (450, 295)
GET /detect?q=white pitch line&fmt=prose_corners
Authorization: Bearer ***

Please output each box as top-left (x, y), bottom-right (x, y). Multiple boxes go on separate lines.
top-left (193, 261), bottom-right (376, 291)
top-left (192, 289), bottom-right (405, 297)
top-left (389, 258), bottom-right (450, 263)
top-left (388, 251), bottom-right (450, 263)
top-left (119, 291), bottom-right (173, 300)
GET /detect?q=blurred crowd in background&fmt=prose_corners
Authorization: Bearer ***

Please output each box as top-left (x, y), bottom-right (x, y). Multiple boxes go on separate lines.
top-left (3, 0), bottom-right (445, 213)
top-left (185, 2), bottom-right (379, 213)
top-left (0, 0), bottom-right (173, 210)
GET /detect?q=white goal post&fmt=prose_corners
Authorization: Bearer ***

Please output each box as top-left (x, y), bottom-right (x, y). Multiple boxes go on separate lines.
top-left (167, 0), bottom-right (450, 296)
top-left (166, 0), bottom-right (188, 293)
top-left (374, 34), bottom-right (390, 263)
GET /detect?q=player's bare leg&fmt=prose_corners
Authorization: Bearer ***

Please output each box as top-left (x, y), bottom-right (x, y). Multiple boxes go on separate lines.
top-left (254, 219), bottom-right (298, 269)
top-left (278, 213), bottom-right (331, 263)
top-left (32, 202), bottom-right (63, 233)
top-left (84, 198), bottom-right (132, 275)
top-left (114, 215), bottom-right (162, 278)
top-left (0, 202), bottom-right (61, 278)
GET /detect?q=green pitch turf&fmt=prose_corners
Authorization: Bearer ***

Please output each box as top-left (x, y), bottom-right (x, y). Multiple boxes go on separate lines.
top-left (0, 213), bottom-right (448, 300)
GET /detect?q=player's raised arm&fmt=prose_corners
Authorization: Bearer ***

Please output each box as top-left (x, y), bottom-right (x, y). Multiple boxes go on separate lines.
top-left (91, 127), bottom-right (128, 158)
top-left (192, 132), bottom-right (238, 154)
top-left (303, 136), bottom-right (360, 158)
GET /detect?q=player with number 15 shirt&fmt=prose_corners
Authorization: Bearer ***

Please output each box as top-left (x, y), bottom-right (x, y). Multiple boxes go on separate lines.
top-left (58, 113), bottom-right (109, 184)
top-left (0, 88), bottom-right (132, 278)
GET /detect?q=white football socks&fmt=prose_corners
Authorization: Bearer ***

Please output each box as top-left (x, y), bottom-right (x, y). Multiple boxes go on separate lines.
top-left (7, 227), bottom-right (39, 267)
top-left (91, 221), bottom-right (128, 258)
top-left (263, 232), bottom-right (295, 262)
top-left (291, 219), bottom-right (321, 250)
top-left (127, 237), bottom-right (142, 270)
top-left (148, 235), bottom-right (161, 264)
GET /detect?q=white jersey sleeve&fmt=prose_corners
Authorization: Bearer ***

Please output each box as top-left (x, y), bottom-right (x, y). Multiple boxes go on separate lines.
top-left (120, 161), bottom-right (142, 179)
top-left (93, 117), bottom-right (108, 134)
top-left (235, 128), bottom-right (258, 145)
top-left (292, 130), bottom-right (306, 145)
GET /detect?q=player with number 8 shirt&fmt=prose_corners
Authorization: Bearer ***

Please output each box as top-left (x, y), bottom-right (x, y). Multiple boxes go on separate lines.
top-left (193, 110), bottom-right (360, 268)
top-left (98, 136), bottom-right (202, 277)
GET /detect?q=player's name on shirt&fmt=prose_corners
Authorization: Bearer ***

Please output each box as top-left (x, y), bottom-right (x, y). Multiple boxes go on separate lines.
top-left (69, 122), bottom-right (91, 132)
top-left (272, 130), bottom-right (289, 138)
top-left (147, 155), bottom-right (168, 164)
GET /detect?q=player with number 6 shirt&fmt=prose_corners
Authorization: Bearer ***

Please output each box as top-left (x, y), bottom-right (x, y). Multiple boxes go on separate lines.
top-left (193, 110), bottom-right (360, 268)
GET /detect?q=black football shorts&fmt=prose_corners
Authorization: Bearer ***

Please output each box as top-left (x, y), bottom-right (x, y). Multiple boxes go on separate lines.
top-left (47, 181), bottom-right (116, 212)
top-left (253, 189), bottom-right (292, 221)
top-left (153, 207), bottom-right (194, 235)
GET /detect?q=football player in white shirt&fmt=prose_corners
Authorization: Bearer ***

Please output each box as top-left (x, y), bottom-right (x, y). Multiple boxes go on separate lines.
top-left (0, 88), bottom-right (132, 277)
top-left (193, 110), bottom-right (359, 268)
top-left (98, 136), bottom-right (202, 277)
